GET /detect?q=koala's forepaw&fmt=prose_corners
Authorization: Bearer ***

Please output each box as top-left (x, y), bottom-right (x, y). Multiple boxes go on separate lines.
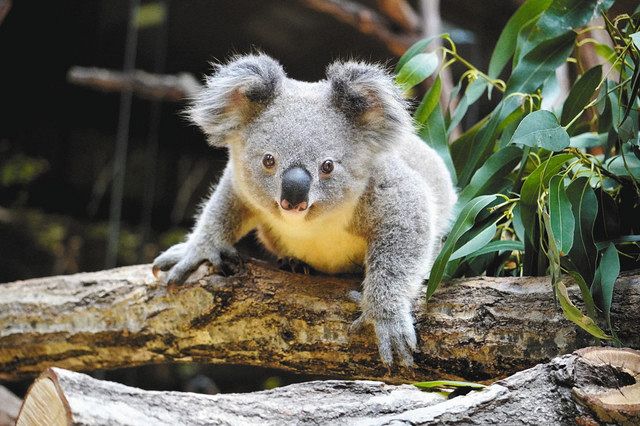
top-left (152, 243), bottom-right (242, 285)
top-left (350, 311), bottom-right (417, 367)
top-left (277, 257), bottom-right (316, 275)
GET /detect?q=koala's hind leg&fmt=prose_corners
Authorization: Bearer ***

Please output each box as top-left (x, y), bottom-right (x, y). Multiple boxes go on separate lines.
top-left (277, 257), bottom-right (317, 275)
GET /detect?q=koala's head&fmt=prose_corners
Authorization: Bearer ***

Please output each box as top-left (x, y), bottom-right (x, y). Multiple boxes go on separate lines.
top-left (188, 53), bottom-right (412, 221)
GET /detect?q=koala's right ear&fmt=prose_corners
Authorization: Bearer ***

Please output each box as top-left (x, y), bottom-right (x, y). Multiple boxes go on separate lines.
top-left (187, 54), bottom-right (286, 146)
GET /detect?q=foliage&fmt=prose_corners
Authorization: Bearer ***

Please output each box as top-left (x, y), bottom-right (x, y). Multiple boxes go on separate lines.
top-left (396, 0), bottom-right (640, 340)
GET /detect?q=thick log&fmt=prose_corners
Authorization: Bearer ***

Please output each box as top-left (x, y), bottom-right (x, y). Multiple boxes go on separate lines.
top-left (15, 348), bottom-right (640, 425)
top-left (0, 261), bottom-right (639, 383)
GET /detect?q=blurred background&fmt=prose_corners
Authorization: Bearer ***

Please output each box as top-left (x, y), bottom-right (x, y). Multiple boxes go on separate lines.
top-left (0, 0), bottom-right (523, 397)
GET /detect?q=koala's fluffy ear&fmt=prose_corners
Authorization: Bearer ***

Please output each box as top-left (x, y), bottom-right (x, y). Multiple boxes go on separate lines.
top-left (188, 54), bottom-right (286, 146)
top-left (327, 61), bottom-right (413, 142)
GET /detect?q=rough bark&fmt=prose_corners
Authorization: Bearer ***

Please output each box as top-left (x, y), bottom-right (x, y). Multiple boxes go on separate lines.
top-left (1, 261), bottom-right (639, 383)
top-left (15, 348), bottom-right (640, 425)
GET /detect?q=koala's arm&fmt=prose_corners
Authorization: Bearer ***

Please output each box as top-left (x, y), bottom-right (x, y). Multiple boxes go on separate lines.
top-left (352, 169), bottom-right (437, 366)
top-left (153, 166), bottom-right (255, 284)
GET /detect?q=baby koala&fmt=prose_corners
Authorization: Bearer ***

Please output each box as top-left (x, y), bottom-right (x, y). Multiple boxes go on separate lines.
top-left (153, 54), bottom-right (457, 366)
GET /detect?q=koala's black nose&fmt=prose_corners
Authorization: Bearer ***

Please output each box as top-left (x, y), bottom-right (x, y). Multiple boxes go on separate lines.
top-left (280, 166), bottom-right (311, 211)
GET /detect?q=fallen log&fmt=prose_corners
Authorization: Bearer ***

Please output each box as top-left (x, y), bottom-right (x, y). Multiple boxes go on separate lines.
top-left (15, 348), bottom-right (640, 425)
top-left (1, 261), bottom-right (638, 383)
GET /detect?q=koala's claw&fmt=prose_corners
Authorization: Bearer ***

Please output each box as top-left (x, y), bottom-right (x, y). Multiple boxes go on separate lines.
top-left (277, 257), bottom-right (316, 275)
top-left (218, 250), bottom-right (244, 277)
top-left (152, 243), bottom-right (242, 284)
top-left (350, 312), bottom-right (417, 368)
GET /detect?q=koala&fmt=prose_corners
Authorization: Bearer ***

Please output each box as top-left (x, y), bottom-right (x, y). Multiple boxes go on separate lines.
top-left (153, 54), bottom-right (457, 366)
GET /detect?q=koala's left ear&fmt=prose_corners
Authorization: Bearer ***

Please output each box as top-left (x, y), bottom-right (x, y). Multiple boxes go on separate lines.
top-left (326, 61), bottom-right (413, 141)
top-left (188, 54), bottom-right (286, 146)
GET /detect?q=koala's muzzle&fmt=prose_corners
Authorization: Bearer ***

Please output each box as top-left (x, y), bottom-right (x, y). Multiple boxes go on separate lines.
top-left (280, 166), bottom-right (311, 211)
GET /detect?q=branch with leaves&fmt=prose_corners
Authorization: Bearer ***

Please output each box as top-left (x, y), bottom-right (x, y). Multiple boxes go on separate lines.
top-left (394, 0), bottom-right (640, 342)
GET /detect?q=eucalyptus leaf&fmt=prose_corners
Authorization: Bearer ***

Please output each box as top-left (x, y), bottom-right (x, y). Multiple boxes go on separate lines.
top-left (506, 31), bottom-right (575, 96)
top-left (395, 36), bottom-right (439, 73)
top-left (520, 154), bottom-right (574, 243)
top-left (457, 145), bottom-right (522, 208)
top-left (414, 77), bottom-right (441, 126)
top-left (556, 279), bottom-right (611, 339)
top-left (560, 65), bottom-right (602, 128)
top-left (395, 52), bottom-right (439, 91)
top-left (570, 133), bottom-right (607, 149)
top-left (418, 101), bottom-right (457, 185)
top-left (466, 240), bottom-right (524, 258)
top-left (591, 243), bottom-right (620, 326)
top-left (413, 380), bottom-right (485, 390)
top-left (450, 221), bottom-right (498, 261)
top-left (566, 177), bottom-right (598, 285)
top-left (427, 195), bottom-right (498, 300)
top-left (488, 0), bottom-right (552, 78)
top-left (548, 175), bottom-right (575, 255)
top-left (510, 110), bottom-right (570, 151)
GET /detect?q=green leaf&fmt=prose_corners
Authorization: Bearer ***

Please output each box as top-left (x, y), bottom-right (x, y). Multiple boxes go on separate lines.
top-left (488, 0), bottom-right (552, 78)
top-left (591, 243), bottom-right (620, 325)
top-left (566, 177), bottom-right (598, 285)
top-left (556, 279), bottom-right (611, 339)
top-left (418, 100), bottom-right (457, 185)
top-left (548, 175), bottom-right (575, 255)
top-left (414, 77), bottom-right (441, 126)
top-left (427, 195), bottom-right (498, 300)
top-left (466, 240), bottom-right (524, 258)
top-left (395, 36), bottom-right (439, 73)
top-left (595, 235), bottom-right (640, 250)
top-left (515, 0), bottom-right (614, 63)
top-left (510, 110), bottom-right (570, 151)
top-left (413, 380), bottom-right (485, 390)
top-left (560, 65), bottom-right (602, 128)
top-left (506, 31), bottom-right (576, 96)
top-left (605, 153), bottom-right (640, 180)
top-left (568, 270), bottom-right (598, 321)
top-left (520, 153), bottom-right (574, 243)
top-left (631, 32), bottom-right (640, 51)
top-left (570, 132), bottom-right (607, 149)
top-left (457, 145), bottom-right (522, 207)
top-left (395, 52), bottom-right (439, 91)
top-left (450, 221), bottom-right (498, 261)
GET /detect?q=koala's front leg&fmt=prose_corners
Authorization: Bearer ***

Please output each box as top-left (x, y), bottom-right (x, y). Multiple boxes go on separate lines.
top-left (153, 169), bottom-right (254, 284)
top-left (352, 185), bottom-right (435, 367)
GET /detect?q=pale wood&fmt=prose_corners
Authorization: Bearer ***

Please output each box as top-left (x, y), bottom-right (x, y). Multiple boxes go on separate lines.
top-left (0, 261), bottom-right (638, 383)
top-left (16, 348), bottom-right (640, 425)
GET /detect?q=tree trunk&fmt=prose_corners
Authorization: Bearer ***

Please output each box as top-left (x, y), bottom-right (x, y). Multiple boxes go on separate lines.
top-left (1, 261), bottom-right (638, 383)
top-left (15, 348), bottom-right (640, 425)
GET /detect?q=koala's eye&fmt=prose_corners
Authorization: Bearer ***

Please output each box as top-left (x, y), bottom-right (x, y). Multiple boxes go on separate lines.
top-left (320, 159), bottom-right (334, 175)
top-left (262, 153), bottom-right (276, 169)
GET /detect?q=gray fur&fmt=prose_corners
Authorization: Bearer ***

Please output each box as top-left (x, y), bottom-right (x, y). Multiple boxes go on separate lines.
top-left (154, 54), bottom-right (457, 366)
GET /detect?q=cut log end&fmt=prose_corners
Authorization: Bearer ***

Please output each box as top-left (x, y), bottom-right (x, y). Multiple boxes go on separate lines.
top-left (573, 347), bottom-right (640, 425)
top-left (17, 370), bottom-right (70, 426)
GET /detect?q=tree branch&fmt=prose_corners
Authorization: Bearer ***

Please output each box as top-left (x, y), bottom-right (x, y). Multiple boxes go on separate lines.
top-left (299, 0), bottom-right (418, 56)
top-left (1, 261), bottom-right (638, 383)
top-left (67, 66), bottom-right (202, 102)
